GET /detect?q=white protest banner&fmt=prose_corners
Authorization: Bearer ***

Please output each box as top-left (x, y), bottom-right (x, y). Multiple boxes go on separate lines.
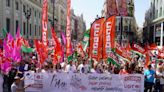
top-left (25, 73), bottom-right (144, 92)
top-left (24, 72), bottom-right (43, 92)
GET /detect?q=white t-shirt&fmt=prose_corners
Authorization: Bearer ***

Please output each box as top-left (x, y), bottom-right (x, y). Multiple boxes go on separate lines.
top-left (0, 74), bottom-right (3, 92)
top-left (65, 65), bottom-right (76, 73)
top-left (83, 64), bottom-right (90, 74)
top-left (156, 71), bottom-right (164, 84)
top-left (11, 83), bottom-right (18, 92)
top-left (77, 64), bottom-right (84, 73)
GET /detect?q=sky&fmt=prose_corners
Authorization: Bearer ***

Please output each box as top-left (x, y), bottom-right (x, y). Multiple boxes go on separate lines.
top-left (71, 0), bottom-right (151, 29)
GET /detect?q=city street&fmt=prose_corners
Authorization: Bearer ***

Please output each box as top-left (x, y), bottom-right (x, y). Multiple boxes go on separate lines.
top-left (0, 0), bottom-right (164, 92)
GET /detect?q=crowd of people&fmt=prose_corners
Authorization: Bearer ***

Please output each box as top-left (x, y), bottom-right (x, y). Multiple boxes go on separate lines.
top-left (0, 51), bottom-right (164, 92)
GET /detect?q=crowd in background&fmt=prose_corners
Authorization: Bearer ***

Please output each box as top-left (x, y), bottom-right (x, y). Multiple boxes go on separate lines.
top-left (0, 51), bottom-right (164, 92)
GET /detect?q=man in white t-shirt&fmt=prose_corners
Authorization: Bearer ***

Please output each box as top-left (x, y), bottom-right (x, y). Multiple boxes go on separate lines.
top-left (11, 76), bottom-right (31, 92)
top-left (83, 60), bottom-right (90, 74)
top-left (65, 61), bottom-right (76, 73)
top-left (155, 66), bottom-right (164, 92)
top-left (77, 62), bottom-right (84, 73)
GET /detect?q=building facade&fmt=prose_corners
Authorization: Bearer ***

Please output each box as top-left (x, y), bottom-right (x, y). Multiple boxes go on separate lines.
top-left (102, 0), bottom-right (135, 18)
top-left (0, 0), bottom-right (54, 40)
top-left (144, 0), bottom-right (164, 46)
top-left (71, 9), bottom-right (76, 40)
top-left (76, 14), bottom-right (86, 41)
top-left (0, 0), bottom-right (86, 46)
top-left (101, 0), bottom-right (137, 46)
top-left (54, 0), bottom-right (67, 37)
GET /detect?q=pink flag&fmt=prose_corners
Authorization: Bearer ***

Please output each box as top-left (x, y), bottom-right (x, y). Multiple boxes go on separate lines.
top-left (12, 43), bottom-right (21, 62)
top-left (61, 32), bottom-right (66, 45)
top-left (3, 39), bottom-right (11, 58)
top-left (16, 27), bottom-right (21, 38)
top-left (1, 61), bottom-right (11, 75)
top-left (7, 33), bottom-right (14, 41)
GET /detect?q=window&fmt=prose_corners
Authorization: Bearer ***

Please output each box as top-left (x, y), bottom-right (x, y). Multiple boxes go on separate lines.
top-left (23, 22), bottom-right (26, 35)
top-left (156, 10), bottom-right (158, 18)
top-left (16, 20), bottom-right (19, 32)
top-left (39, 12), bottom-right (41, 18)
top-left (39, 26), bottom-right (41, 36)
top-left (23, 5), bottom-right (26, 12)
top-left (35, 10), bottom-right (37, 17)
top-left (6, 0), bottom-right (10, 7)
top-left (6, 18), bottom-right (10, 33)
top-left (30, 24), bottom-right (31, 36)
top-left (29, 8), bottom-right (31, 13)
top-left (16, 2), bottom-right (19, 10)
top-left (160, 7), bottom-right (162, 17)
top-left (35, 25), bottom-right (37, 36)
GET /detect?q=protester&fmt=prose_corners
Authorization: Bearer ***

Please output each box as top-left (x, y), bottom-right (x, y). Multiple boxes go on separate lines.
top-left (155, 65), bottom-right (164, 92)
top-left (55, 63), bottom-right (62, 73)
top-left (1, 36), bottom-right (164, 92)
top-left (119, 65), bottom-right (129, 74)
top-left (90, 60), bottom-right (97, 73)
top-left (83, 59), bottom-right (90, 74)
top-left (77, 60), bottom-right (84, 73)
top-left (65, 61), bottom-right (76, 73)
top-left (144, 65), bottom-right (155, 92)
top-left (8, 67), bottom-right (18, 92)
top-left (11, 76), bottom-right (30, 92)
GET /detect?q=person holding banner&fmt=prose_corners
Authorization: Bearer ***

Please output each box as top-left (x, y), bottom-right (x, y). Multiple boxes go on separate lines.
top-left (55, 63), bottom-right (62, 73)
top-left (119, 65), bottom-right (129, 75)
top-left (144, 65), bottom-right (155, 92)
top-left (65, 61), bottom-right (76, 73)
top-left (11, 76), bottom-right (31, 92)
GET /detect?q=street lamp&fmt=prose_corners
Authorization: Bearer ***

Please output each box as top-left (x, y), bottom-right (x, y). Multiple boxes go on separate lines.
top-left (24, 8), bottom-right (31, 39)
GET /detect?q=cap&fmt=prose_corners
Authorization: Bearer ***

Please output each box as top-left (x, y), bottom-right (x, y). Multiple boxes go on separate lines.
top-left (14, 76), bottom-right (20, 80)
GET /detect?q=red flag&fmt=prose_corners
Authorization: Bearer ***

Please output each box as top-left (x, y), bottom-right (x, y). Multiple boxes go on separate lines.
top-left (89, 18), bottom-right (105, 61)
top-left (15, 27), bottom-right (22, 47)
top-left (158, 47), bottom-right (164, 59)
top-left (66, 0), bottom-right (72, 57)
top-left (115, 42), bottom-right (132, 60)
top-left (103, 16), bottom-right (116, 59)
top-left (145, 52), bottom-right (150, 68)
top-left (51, 27), bottom-right (63, 65)
top-left (115, 42), bottom-right (123, 56)
top-left (34, 40), bottom-right (48, 64)
top-left (131, 44), bottom-right (146, 54)
top-left (41, 0), bottom-right (48, 46)
top-left (145, 43), bottom-right (158, 50)
top-left (22, 38), bottom-right (30, 47)
top-left (77, 43), bottom-right (85, 58)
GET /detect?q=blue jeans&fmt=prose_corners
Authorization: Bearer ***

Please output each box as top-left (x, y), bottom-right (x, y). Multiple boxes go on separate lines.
top-left (144, 81), bottom-right (154, 92)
